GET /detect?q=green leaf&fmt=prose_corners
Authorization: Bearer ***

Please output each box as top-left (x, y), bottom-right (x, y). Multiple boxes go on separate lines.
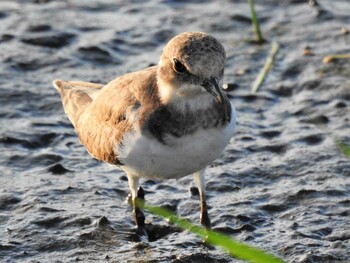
top-left (139, 200), bottom-right (286, 263)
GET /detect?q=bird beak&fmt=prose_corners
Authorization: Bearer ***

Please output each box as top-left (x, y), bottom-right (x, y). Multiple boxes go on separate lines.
top-left (201, 77), bottom-right (224, 104)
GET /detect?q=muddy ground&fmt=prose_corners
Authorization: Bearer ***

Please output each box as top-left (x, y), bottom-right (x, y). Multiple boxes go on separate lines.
top-left (0, 0), bottom-right (349, 262)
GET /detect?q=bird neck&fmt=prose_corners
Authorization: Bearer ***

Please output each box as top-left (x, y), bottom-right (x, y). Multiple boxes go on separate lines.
top-left (157, 77), bottom-right (216, 113)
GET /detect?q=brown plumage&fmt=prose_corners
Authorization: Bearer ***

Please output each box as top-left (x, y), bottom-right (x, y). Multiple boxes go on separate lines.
top-left (53, 66), bottom-right (161, 164)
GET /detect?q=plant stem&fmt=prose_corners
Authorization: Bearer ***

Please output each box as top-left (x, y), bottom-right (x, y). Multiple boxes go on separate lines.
top-left (137, 199), bottom-right (286, 263)
top-left (248, 0), bottom-right (265, 44)
top-left (252, 42), bottom-right (279, 93)
top-left (322, 53), bottom-right (350, 63)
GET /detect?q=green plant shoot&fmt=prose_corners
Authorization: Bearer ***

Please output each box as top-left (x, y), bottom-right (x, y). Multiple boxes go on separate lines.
top-left (137, 200), bottom-right (286, 263)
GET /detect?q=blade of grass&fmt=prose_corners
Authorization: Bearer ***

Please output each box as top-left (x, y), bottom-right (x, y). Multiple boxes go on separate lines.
top-left (322, 53), bottom-right (350, 63)
top-left (138, 200), bottom-right (285, 263)
top-left (248, 0), bottom-right (265, 44)
top-left (251, 42), bottom-right (279, 94)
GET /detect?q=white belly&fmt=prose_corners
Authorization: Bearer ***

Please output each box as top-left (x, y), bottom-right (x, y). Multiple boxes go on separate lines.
top-left (117, 108), bottom-right (236, 180)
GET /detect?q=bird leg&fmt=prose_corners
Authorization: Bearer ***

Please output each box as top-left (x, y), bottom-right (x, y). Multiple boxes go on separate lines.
top-left (134, 186), bottom-right (145, 228)
top-left (193, 171), bottom-right (211, 228)
top-left (199, 193), bottom-right (211, 228)
top-left (127, 175), bottom-right (145, 228)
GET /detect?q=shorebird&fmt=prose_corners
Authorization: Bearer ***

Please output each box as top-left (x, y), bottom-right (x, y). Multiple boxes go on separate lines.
top-left (53, 32), bottom-right (236, 230)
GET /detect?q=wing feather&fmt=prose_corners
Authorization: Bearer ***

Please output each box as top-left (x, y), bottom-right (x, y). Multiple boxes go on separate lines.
top-left (54, 66), bottom-right (160, 164)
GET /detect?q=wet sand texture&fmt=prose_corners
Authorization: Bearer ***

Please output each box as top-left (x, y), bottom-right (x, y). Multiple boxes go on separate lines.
top-left (0, 1), bottom-right (349, 262)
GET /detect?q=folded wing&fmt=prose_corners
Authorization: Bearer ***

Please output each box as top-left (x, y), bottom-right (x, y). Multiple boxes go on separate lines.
top-left (53, 66), bottom-right (160, 165)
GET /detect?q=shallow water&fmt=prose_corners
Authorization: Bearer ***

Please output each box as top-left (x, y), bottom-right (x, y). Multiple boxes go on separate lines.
top-left (1, 0), bottom-right (350, 262)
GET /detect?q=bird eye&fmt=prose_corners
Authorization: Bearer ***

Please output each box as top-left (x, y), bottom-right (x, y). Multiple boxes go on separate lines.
top-left (173, 58), bottom-right (187, 74)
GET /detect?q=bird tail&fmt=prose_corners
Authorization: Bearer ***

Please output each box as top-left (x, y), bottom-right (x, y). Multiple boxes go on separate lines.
top-left (52, 79), bottom-right (104, 127)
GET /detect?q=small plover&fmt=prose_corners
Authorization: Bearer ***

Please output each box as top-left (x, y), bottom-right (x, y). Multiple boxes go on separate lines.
top-left (53, 32), bottom-right (236, 229)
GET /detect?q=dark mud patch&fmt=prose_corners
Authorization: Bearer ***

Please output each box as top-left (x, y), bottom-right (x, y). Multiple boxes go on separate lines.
top-left (76, 45), bottom-right (119, 64)
top-left (1, 133), bottom-right (59, 149)
top-left (21, 32), bottom-right (76, 48)
top-left (0, 195), bottom-right (22, 210)
top-left (47, 163), bottom-right (71, 175)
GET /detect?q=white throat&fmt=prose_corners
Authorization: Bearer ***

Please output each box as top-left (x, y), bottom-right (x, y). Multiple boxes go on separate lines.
top-left (157, 77), bottom-right (216, 112)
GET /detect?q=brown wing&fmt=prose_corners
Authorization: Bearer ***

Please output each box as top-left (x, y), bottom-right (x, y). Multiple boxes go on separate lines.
top-left (54, 66), bottom-right (160, 164)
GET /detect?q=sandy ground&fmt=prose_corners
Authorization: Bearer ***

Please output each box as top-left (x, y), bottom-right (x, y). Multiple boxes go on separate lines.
top-left (0, 0), bottom-right (349, 262)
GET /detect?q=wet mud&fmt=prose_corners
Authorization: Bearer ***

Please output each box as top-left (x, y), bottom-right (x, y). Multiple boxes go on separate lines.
top-left (0, 0), bottom-right (349, 262)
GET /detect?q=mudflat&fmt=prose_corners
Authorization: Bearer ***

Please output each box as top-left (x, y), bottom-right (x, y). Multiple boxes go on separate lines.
top-left (0, 1), bottom-right (349, 262)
